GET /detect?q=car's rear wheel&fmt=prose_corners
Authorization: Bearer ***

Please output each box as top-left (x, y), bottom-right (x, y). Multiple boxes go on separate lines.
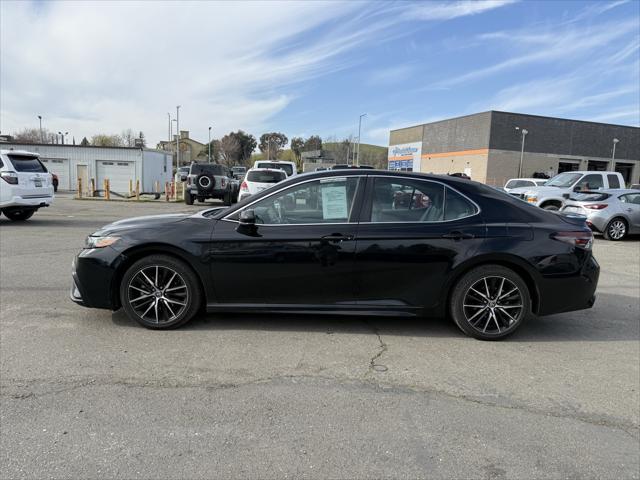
top-left (223, 190), bottom-right (232, 206)
top-left (603, 217), bottom-right (627, 241)
top-left (120, 255), bottom-right (202, 329)
top-left (184, 190), bottom-right (194, 205)
top-left (450, 265), bottom-right (530, 340)
top-left (542, 204), bottom-right (560, 211)
top-left (3, 209), bottom-right (35, 221)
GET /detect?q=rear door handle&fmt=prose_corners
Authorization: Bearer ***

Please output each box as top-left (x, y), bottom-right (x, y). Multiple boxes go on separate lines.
top-left (321, 233), bottom-right (354, 242)
top-left (442, 231), bottom-right (474, 240)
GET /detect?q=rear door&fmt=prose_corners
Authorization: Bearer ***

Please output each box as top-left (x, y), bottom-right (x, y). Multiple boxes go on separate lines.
top-left (7, 154), bottom-right (52, 197)
top-left (353, 175), bottom-right (485, 312)
top-left (620, 193), bottom-right (640, 230)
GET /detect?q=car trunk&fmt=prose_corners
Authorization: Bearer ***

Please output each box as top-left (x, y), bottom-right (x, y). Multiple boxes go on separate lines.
top-left (9, 154), bottom-right (52, 198)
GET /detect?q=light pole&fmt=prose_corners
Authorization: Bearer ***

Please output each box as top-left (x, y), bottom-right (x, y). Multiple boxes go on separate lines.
top-left (611, 138), bottom-right (620, 170)
top-left (208, 126), bottom-right (212, 163)
top-left (515, 126), bottom-right (528, 178)
top-left (58, 131), bottom-right (69, 145)
top-left (356, 113), bottom-right (367, 166)
top-left (176, 105), bottom-right (181, 167)
top-left (266, 135), bottom-right (273, 160)
top-left (167, 113), bottom-right (171, 142)
top-left (38, 115), bottom-right (43, 143)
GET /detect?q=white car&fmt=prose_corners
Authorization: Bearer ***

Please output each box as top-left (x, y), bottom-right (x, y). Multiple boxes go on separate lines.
top-left (253, 159), bottom-right (297, 177)
top-left (0, 149), bottom-right (54, 221)
top-left (504, 177), bottom-right (547, 193)
top-left (239, 168), bottom-right (287, 201)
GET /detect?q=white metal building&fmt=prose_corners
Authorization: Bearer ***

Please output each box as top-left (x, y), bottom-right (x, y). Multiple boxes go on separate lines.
top-left (0, 143), bottom-right (173, 193)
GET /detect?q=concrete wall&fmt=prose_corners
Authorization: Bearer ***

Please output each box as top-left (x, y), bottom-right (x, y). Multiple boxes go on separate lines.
top-left (389, 125), bottom-right (423, 146)
top-left (421, 112), bottom-right (491, 155)
top-left (419, 153), bottom-right (489, 182)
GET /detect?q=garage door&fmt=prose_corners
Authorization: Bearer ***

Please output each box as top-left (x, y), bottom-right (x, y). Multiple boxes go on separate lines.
top-left (41, 158), bottom-right (70, 190)
top-left (96, 161), bottom-right (135, 193)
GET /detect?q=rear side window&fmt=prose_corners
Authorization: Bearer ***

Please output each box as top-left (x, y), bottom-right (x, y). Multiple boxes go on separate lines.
top-left (570, 192), bottom-right (611, 201)
top-left (575, 174), bottom-right (604, 190)
top-left (256, 162), bottom-right (293, 176)
top-left (371, 177), bottom-right (445, 222)
top-left (607, 174), bottom-right (621, 189)
top-left (620, 193), bottom-right (640, 205)
top-left (445, 188), bottom-right (479, 220)
top-left (7, 155), bottom-right (47, 172)
top-left (247, 170), bottom-right (286, 183)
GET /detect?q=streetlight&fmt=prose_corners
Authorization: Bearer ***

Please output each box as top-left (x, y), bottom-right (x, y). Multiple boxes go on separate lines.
top-left (167, 113), bottom-right (171, 142)
top-left (515, 126), bottom-right (528, 178)
top-left (266, 134), bottom-right (273, 160)
top-left (176, 105), bottom-right (181, 167)
top-left (37, 115), bottom-right (43, 143)
top-left (208, 126), bottom-right (212, 163)
top-left (58, 131), bottom-right (69, 145)
top-left (611, 138), bottom-right (620, 170)
top-left (356, 113), bottom-right (367, 167)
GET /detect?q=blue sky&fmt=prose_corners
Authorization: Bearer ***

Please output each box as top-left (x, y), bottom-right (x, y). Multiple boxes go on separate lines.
top-left (1, 0), bottom-right (639, 147)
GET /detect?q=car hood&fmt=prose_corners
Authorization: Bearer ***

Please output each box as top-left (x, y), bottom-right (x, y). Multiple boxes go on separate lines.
top-left (509, 186), bottom-right (563, 196)
top-left (93, 213), bottom-right (191, 235)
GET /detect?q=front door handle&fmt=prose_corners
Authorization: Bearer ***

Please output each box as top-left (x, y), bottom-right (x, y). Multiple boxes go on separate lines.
top-left (442, 231), bottom-right (474, 240)
top-left (321, 233), bottom-right (354, 242)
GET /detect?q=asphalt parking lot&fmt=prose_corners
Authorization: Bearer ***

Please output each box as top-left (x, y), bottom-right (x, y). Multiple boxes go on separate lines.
top-left (1, 195), bottom-right (639, 479)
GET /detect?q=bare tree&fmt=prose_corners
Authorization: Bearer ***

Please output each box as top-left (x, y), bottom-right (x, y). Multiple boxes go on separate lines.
top-left (91, 134), bottom-right (124, 147)
top-left (13, 127), bottom-right (53, 143)
top-left (219, 134), bottom-right (241, 166)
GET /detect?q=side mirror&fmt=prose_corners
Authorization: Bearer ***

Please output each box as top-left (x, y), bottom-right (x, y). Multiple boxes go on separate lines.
top-left (239, 209), bottom-right (256, 225)
top-left (573, 186), bottom-right (581, 192)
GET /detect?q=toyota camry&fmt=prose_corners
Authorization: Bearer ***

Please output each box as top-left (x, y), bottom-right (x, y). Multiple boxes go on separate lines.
top-left (71, 170), bottom-right (599, 340)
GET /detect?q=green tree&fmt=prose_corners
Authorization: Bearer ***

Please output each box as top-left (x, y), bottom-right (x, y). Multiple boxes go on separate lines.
top-left (232, 130), bottom-right (257, 165)
top-left (80, 137), bottom-right (90, 146)
top-left (303, 135), bottom-right (322, 152)
top-left (258, 132), bottom-right (288, 159)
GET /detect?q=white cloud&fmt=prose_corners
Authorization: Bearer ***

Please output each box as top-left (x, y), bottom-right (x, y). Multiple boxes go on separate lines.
top-left (405, 0), bottom-right (516, 21)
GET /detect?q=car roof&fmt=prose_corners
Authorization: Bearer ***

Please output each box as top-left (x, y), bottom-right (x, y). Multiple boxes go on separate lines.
top-left (0, 149), bottom-right (39, 156)
top-left (507, 178), bottom-right (544, 182)
top-left (247, 167), bottom-right (288, 173)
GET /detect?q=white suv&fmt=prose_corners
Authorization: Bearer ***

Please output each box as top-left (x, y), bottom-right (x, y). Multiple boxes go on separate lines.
top-left (239, 168), bottom-right (287, 201)
top-left (0, 149), bottom-right (54, 221)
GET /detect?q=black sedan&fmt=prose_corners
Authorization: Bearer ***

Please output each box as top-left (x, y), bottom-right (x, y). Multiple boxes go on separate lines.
top-left (71, 170), bottom-right (599, 340)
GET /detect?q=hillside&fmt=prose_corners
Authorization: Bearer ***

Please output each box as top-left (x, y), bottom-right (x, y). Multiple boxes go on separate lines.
top-left (251, 142), bottom-right (388, 168)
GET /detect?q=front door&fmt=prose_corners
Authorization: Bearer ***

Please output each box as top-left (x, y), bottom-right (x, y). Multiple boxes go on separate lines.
top-left (353, 176), bottom-right (485, 312)
top-left (209, 176), bottom-right (364, 306)
top-left (620, 192), bottom-right (640, 230)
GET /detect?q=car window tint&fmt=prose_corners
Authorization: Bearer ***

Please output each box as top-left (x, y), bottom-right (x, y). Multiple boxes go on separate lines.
top-left (445, 188), bottom-right (478, 220)
top-left (247, 171), bottom-right (286, 183)
top-left (575, 174), bottom-right (603, 190)
top-left (371, 178), bottom-right (445, 222)
top-left (621, 193), bottom-right (640, 205)
top-left (571, 192), bottom-right (611, 201)
top-left (250, 177), bottom-right (359, 224)
top-left (256, 162), bottom-right (293, 176)
top-left (607, 174), bottom-right (621, 189)
top-left (7, 155), bottom-right (46, 172)
top-left (506, 180), bottom-right (533, 189)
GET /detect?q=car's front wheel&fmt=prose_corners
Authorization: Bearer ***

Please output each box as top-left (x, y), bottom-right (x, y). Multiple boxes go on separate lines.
top-left (603, 217), bottom-right (627, 241)
top-left (3, 209), bottom-right (35, 221)
top-left (184, 190), bottom-right (194, 205)
top-left (223, 190), bottom-right (232, 206)
top-left (120, 255), bottom-right (202, 329)
top-left (450, 265), bottom-right (530, 340)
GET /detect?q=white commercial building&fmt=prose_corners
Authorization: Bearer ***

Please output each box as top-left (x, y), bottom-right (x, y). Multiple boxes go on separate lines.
top-left (0, 143), bottom-right (173, 193)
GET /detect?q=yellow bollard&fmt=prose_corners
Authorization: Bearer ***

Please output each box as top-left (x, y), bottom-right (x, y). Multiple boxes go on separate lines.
top-left (105, 179), bottom-right (111, 200)
top-left (90, 178), bottom-right (95, 197)
top-left (128, 179), bottom-right (133, 197)
top-left (77, 177), bottom-right (82, 199)
top-left (165, 182), bottom-right (170, 202)
top-left (135, 180), bottom-right (140, 201)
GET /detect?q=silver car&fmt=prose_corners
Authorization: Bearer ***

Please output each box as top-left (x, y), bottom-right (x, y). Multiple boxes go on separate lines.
top-left (561, 189), bottom-right (640, 240)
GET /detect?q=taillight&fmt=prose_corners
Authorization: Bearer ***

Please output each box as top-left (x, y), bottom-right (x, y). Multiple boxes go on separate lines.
top-left (0, 172), bottom-right (18, 185)
top-left (583, 204), bottom-right (608, 210)
top-left (240, 181), bottom-right (248, 191)
top-left (551, 231), bottom-right (593, 249)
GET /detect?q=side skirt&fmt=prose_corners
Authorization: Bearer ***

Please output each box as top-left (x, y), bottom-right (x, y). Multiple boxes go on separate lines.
top-left (205, 303), bottom-right (421, 317)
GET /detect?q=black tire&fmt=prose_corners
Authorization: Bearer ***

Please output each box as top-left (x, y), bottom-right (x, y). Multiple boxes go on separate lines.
top-left (542, 204), bottom-right (560, 211)
top-left (450, 265), bottom-right (531, 340)
top-left (3, 209), bottom-right (35, 221)
top-left (53, 180), bottom-right (58, 192)
top-left (223, 190), bottom-right (232, 206)
top-left (603, 217), bottom-right (627, 241)
top-left (184, 190), bottom-right (194, 205)
top-left (232, 189), bottom-right (239, 203)
top-left (119, 254), bottom-right (202, 329)
top-left (197, 196), bottom-right (206, 203)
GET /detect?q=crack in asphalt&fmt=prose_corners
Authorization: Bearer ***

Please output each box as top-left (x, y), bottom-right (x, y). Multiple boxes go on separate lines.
top-left (3, 373), bottom-right (637, 440)
top-left (363, 319), bottom-right (388, 372)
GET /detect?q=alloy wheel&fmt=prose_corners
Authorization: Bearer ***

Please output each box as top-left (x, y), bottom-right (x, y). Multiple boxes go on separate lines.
top-left (462, 276), bottom-right (524, 335)
top-left (127, 265), bottom-right (189, 324)
top-left (608, 220), bottom-right (626, 240)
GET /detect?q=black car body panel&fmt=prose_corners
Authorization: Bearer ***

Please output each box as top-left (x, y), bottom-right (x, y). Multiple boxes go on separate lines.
top-left (72, 170), bottom-right (599, 321)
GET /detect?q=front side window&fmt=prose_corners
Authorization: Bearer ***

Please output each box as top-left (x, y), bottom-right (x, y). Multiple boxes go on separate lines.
top-left (607, 174), bottom-right (621, 189)
top-left (620, 193), bottom-right (640, 205)
top-left (506, 180), bottom-right (534, 189)
top-left (546, 172), bottom-right (582, 187)
top-left (575, 174), bottom-right (604, 191)
top-left (244, 177), bottom-right (360, 225)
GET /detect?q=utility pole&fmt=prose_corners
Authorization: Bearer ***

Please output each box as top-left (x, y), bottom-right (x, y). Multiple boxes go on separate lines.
top-left (167, 113), bottom-right (171, 142)
top-left (611, 138), bottom-right (620, 171)
top-left (515, 126), bottom-right (528, 178)
top-left (38, 115), bottom-right (43, 143)
top-left (357, 113), bottom-right (367, 167)
top-left (208, 126), bottom-right (212, 163)
top-left (176, 105), bottom-right (181, 167)
top-left (266, 135), bottom-right (272, 160)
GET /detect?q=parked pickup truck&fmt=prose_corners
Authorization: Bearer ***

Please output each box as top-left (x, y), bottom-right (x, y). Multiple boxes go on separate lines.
top-left (509, 170), bottom-right (626, 210)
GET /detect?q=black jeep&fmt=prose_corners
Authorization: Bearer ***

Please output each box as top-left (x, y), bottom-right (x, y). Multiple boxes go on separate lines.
top-left (184, 163), bottom-right (238, 206)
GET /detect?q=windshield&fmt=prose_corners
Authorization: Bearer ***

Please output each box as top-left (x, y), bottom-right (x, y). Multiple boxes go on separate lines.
top-left (545, 172), bottom-right (582, 187)
top-left (231, 167), bottom-right (246, 173)
top-left (505, 180), bottom-right (534, 189)
top-left (190, 163), bottom-right (224, 175)
top-left (8, 155), bottom-right (47, 173)
top-left (256, 162), bottom-right (293, 176)
top-left (247, 170), bottom-right (286, 183)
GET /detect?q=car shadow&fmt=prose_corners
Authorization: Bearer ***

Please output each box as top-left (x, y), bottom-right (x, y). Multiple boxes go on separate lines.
top-left (110, 291), bottom-right (638, 342)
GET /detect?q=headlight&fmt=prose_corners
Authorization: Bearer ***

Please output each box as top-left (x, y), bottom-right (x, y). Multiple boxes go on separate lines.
top-left (525, 194), bottom-right (538, 203)
top-left (85, 235), bottom-right (120, 248)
